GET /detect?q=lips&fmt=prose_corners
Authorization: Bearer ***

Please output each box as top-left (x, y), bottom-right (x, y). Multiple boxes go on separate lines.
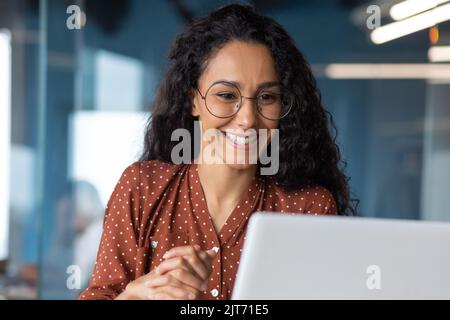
top-left (220, 130), bottom-right (258, 148)
top-left (226, 132), bottom-right (249, 145)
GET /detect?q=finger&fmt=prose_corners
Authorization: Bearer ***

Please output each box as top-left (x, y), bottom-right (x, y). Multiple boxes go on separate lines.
top-left (206, 247), bottom-right (219, 257)
top-left (164, 248), bottom-right (215, 281)
top-left (162, 285), bottom-right (197, 300)
top-left (146, 273), bottom-right (201, 296)
top-left (162, 246), bottom-right (211, 280)
top-left (195, 250), bottom-right (215, 274)
top-left (164, 273), bottom-right (203, 297)
top-left (163, 245), bottom-right (199, 260)
top-left (143, 273), bottom-right (171, 288)
top-left (156, 256), bottom-right (198, 279)
top-left (175, 246), bottom-right (213, 281)
top-left (127, 284), bottom-right (155, 300)
top-left (149, 289), bottom-right (184, 300)
top-left (149, 292), bottom-right (175, 300)
top-left (184, 253), bottom-right (210, 281)
top-left (196, 248), bottom-right (218, 271)
top-left (164, 245), bottom-right (218, 268)
top-left (167, 268), bottom-right (207, 292)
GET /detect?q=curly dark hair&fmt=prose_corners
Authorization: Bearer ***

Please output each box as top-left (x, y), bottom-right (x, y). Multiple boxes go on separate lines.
top-left (140, 4), bottom-right (357, 216)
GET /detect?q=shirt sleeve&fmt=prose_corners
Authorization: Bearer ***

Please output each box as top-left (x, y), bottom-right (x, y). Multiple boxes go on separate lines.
top-left (304, 186), bottom-right (338, 215)
top-left (78, 162), bottom-right (142, 300)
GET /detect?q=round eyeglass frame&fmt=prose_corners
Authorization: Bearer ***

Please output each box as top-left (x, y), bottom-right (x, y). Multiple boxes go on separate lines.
top-left (196, 81), bottom-right (294, 121)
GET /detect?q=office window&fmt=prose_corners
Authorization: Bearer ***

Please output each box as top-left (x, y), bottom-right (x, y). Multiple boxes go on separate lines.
top-left (0, 29), bottom-right (11, 262)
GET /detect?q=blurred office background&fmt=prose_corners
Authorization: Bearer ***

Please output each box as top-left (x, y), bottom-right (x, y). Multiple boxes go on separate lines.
top-left (0, 0), bottom-right (449, 299)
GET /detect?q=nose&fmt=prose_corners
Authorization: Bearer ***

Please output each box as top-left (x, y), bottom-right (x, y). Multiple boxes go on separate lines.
top-left (235, 97), bottom-right (257, 129)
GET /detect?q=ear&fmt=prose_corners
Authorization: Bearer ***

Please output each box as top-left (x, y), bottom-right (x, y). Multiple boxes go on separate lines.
top-left (190, 89), bottom-right (201, 117)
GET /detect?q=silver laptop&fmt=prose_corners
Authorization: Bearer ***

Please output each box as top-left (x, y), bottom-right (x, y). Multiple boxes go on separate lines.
top-left (232, 213), bottom-right (450, 299)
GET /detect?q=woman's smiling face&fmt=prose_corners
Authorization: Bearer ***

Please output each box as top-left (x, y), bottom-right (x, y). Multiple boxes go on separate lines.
top-left (192, 40), bottom-right (280, 170)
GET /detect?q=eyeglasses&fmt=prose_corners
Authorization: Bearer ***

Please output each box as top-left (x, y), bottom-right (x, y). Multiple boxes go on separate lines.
top-left (196, 81), bottom-right (294, 120)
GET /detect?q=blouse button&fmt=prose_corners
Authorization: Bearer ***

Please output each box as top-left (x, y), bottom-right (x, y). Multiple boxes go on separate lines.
top-left (151, 240), bottom-right (158, 249)
top-left (210, 289), bottom-right (219, 298)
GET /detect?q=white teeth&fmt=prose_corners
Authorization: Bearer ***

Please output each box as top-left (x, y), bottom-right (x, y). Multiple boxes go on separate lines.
top-left (225, 132), bottom-right (250, 145)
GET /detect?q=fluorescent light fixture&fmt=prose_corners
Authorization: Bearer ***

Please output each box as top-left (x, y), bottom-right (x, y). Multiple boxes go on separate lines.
top-left (390, 0), bottom-right (449, 21)
top-left (324, 63), bottom-right (450, 79)
top-left (0, 30), bottom-right (11, 261)
top-left (428, 46), bottom-right (450, 62)
top-left (371, 3), bottom-right (450, 44)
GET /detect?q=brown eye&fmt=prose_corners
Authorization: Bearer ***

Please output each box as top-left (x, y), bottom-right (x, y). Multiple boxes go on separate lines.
top-left (216, 92), bottom-right (238, 101)
top-left (258, 93), bottom-right (277, 104)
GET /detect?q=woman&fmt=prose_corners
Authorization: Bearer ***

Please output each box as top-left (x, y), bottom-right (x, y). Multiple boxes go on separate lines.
top-left (79, 4), bottom-right (356, 300)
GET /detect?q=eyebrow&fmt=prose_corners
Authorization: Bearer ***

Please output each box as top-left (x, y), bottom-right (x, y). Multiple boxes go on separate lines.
top-left (212, 80), bottom-right (281, 90)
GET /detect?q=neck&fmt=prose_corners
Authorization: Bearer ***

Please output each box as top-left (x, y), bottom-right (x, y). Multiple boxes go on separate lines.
top-left (197, 163), bottom-right (257, 206)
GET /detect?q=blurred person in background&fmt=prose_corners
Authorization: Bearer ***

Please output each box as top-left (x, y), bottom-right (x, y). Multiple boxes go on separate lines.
top-left (15, 180), bottom-right (104, 297)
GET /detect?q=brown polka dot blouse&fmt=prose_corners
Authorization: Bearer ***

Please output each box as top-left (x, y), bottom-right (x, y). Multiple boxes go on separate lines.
top-left (78, 160), bottom-right (337, 300)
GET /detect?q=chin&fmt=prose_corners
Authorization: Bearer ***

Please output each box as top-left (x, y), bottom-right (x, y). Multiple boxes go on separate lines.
top-left (223, 161), bottom-right (256, 171)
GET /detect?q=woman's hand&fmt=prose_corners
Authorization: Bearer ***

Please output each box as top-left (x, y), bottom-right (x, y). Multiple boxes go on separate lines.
top-left (115, 245), bottom-right (217, 300)
top-left (153, 245), bottom-right (217, 297)
top-left (115, 268), bottom-right (201, 300)
top-left (158, 245), bottom-right (217, 281)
